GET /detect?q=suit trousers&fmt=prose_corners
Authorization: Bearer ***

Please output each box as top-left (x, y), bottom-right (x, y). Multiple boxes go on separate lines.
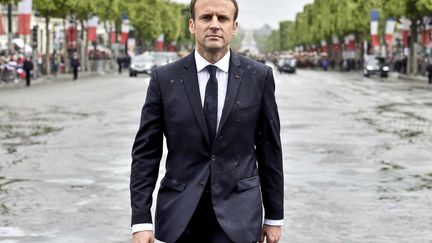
top-left (175, 191), bottom-right (234, 243)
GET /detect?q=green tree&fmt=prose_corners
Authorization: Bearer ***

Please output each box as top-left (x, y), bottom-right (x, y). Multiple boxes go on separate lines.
top-left (0, 0), bottom-right (19, 4)
top-left (33, 0), bottom-right (69, 75)
top-left (417, 0), bottom-right (432, 12)
top-left (128, 0), bottom-right (162, 50)
top-left (382, 0), bottom-right (428, 74)
top-left (159, 1), bottom-right (181, 45)
top-left (67, 0), bottom-right (94, 71)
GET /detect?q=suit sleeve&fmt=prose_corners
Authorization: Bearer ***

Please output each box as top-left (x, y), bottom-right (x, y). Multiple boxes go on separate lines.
top-left (255, 66), bottom-right (284, 220)
top-left (130, 70), bottom-right (164, 225)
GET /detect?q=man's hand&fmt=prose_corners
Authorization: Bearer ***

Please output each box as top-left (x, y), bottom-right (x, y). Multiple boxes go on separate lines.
top-left (132, 231), bottom-right (154, 243)
top-left (259, 225), bottom-right (281, 243)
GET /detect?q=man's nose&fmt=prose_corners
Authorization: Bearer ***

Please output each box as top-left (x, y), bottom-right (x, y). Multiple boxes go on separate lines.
top-left (209, 16), bottom-right (220, 30)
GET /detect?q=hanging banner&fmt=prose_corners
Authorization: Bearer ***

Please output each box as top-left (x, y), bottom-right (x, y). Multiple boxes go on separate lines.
top-left (67, 25), bottom-right (77, 50)
top-left (0, 5), bottom-right (5, 35)
top-left (168, 41), bottom-right (177, 52)
top-left (121, 12), bottom-right (129, 45)
top-left (332, 35), bottom-right (339, 52)
top-left (87, 16), bottom-right (98, 42)
top-left (155, 34), bottom-right (164, 51)
top-left (320, 40), bottom-right (328, 53)
top-left (17, 0), bottom-right (32, 35)
top-left (423, 17), bottom-right (432, 46)
top-left (109, 31), bottom-right (116, 43)
top-left (385, 18), bottom-right (396, 47)
top-left (401, 17), bottom-right (411, 48)
top-left (370, 9), bottom-right (379, 47)
top-left (345, 34), bottom-right (356, 50)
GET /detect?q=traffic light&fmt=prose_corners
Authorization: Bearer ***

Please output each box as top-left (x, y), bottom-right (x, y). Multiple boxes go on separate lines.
top-left (31, 25), bottom-right (38, 48)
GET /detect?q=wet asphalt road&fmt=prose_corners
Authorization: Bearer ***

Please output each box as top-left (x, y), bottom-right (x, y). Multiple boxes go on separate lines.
top-left (0, 68), bottom-right (431, 243)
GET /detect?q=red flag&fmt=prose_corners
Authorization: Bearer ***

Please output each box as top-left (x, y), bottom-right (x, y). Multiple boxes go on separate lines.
top-left (155, 34), bottom-right (164, 51)
top-left (87, 16), bottom-right (98, 42)
top-left (110, 31), bottom-right (117, 43)
top-left (424, 30), bottom-right (431, 46)
top-left (384, 18), bottom-right (395, 47)
top-left (401, 18), bottom-right (411, 48)
top-left (67, 25), bottom-right (77, 50)
top-left (121, 18), bottom-right (129, 44)
top-left (167, 42), bottom-right (176, 52)
top-left (17, 0), bottom-right (32, 35)
top-left (0, 5), bottom-right (5, 35)
top-left (121, 33), bottom-right (128, 44)
top-left (0, 15), bottom-right (5, 35)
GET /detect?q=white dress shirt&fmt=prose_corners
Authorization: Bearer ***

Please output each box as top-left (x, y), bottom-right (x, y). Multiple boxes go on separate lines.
top-left (132, 50), bottom-right (283, 234)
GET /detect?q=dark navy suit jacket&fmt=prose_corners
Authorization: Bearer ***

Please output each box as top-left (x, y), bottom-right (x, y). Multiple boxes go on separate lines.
top-left (130, 51), bottom-right (283, 243)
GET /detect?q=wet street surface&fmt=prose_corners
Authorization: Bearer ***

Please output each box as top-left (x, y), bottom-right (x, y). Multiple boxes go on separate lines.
top-left (0, 68), bottom-right (431, 242)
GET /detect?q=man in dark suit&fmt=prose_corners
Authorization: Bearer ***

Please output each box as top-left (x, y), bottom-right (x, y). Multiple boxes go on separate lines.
top-left (130, 0), bottom-right (283, 242)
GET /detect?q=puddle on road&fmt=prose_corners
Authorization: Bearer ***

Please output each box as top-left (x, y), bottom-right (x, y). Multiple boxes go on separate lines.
top-left (379, 160), bottom-right (405, 171)
top-left (0, 176), bottom-right (28, 215)
top-left (0, 227), bottom-right (26, 237)
top-left (44, 178), bottom-right (95, 191)
top-left (352, 102), bottom-right (431, 142)
top-left (376, 159), bottom-right (432, 201)
top-left (0, 105), bottom-right (91, 160)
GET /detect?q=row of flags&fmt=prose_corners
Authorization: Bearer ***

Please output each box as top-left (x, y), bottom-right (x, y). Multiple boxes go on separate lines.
top-left (0, 0), bottom-right (169, 49)
top-left (370, 9), bottom-right (431, 48)
top-left (318, 34), bottom-right (358, 53)
top-left (0, 0), bottom-right (32, 35)
top-left (316, 10), bottom-right (431, 54)
top-left (370, 9), bottom-right (398, 48)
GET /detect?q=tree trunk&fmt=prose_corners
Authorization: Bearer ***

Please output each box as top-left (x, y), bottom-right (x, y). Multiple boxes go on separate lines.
top-left (62, 17), bottom-right (70, 73)
top-left (45, 16), bottom-right (50, 75)
top-left (82, 20), bottom-right (90, 72)
top-left (78, 19), bottom-right (85, 73)
top-left (408, 19), bottom-right (418, 75)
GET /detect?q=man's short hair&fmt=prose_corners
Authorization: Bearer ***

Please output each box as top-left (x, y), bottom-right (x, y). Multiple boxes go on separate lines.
top-left (190, 0), bottom-right (239, 20)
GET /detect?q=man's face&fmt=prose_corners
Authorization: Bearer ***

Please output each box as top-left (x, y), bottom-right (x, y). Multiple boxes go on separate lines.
top-left (189, 0), bottom-right (238, 54)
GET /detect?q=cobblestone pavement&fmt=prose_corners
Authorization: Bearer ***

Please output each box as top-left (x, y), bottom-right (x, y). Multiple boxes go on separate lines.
top-left (0, 68), bottom-right (431, 242)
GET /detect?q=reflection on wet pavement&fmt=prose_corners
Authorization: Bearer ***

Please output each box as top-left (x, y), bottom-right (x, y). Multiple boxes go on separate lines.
top-left (0, 70), bottom-right (431, 242)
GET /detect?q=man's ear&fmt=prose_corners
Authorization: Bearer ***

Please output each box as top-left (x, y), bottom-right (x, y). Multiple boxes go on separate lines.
top-left (233, 21), bottom-right (238, 35)
top-left (189, 19), bottom-right (195, 34)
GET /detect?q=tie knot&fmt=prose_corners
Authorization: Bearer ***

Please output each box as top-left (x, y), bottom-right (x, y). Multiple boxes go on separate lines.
top-left (205, 65), bottom-right (217, 78)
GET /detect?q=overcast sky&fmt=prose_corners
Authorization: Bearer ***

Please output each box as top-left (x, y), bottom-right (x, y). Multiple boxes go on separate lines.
top-left (172, 0), bottom-right (314, 29)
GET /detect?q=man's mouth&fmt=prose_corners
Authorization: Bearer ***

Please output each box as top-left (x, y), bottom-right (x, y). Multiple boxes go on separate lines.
top-left (207, 35), bottom-right (222, 39)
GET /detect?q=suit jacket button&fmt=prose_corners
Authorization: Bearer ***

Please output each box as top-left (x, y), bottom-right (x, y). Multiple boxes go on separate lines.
top-left (211, 155), bottom-right (216, 161)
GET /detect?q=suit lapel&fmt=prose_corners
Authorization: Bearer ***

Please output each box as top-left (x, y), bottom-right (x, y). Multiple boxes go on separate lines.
top-left (182, 53), bottom-right (210, 145)
top-left (217, 52), bottom-right (243, 135)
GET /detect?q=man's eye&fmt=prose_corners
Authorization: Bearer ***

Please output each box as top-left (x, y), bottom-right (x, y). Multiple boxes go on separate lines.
top-left (218, 16), bottom-right (230, 22)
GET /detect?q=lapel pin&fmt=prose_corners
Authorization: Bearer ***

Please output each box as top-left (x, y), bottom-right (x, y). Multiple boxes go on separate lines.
top-left (235, 75), bottom-right (240, 79)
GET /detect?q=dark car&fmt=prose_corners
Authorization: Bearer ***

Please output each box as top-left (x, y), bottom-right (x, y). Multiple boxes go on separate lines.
top-left (277, 57), bottom-right (297, 73)
top-left (363, 55), bottom-right (390, 78)
top-left (129, 54), bottom-right (155, 77)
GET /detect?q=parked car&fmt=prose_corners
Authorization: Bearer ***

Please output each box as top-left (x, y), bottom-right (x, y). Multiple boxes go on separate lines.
top-left (277, 56), bottom-right (297, 73)
top-left (129, 52), bottom-right (179, 77)
top-left (363, 55), bottom-right (389, 78)
top-left (152, 52), bottom-right (179, 67)
top-left (129, 54), bottom-right (155, 77)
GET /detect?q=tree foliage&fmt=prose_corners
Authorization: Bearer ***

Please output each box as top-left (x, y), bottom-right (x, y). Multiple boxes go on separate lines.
top-left (26, 0), bottom-right (191, 46)
top-left (267, 0), bottom-right (432, 52)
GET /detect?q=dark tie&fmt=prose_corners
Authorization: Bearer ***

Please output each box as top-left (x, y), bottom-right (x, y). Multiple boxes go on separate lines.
top-left (204, 65), bottom-right (218, 144)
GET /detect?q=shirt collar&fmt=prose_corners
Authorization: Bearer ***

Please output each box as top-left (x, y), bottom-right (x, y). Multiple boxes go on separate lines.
top-left (195, 49), bottom-right (230, 73)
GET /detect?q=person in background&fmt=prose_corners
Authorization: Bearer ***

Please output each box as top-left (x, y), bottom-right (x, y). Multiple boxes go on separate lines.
top-left (71, 53), bottom-right (80, 80)
top-left (117, 52), bottom-right (124, 74)
top-left (23, 56), bottom-right (33, 87)
top-left (427, 55), bottom-right (432, 85)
